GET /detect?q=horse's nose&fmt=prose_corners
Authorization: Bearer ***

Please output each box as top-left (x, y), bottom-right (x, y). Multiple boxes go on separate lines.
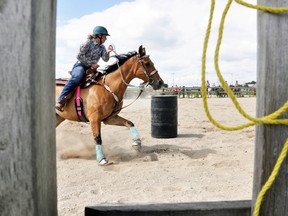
top-left (152, 79), bottom-right (164, 90)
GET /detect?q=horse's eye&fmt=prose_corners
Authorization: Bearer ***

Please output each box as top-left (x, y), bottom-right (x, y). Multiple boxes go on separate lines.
top-left (145, 63), bottom-right (150, 67)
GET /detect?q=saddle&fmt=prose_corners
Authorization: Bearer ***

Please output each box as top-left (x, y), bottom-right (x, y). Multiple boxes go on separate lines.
top-left (55, 69), bottom-right (104, 122)
top-left (55, 70), bottom-right (103, 88)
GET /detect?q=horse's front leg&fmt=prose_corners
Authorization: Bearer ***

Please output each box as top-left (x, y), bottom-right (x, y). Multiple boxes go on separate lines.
top-left (90, 117), bottom-right (109, 165)
top-left (103, 115), bottom-right (142, 152)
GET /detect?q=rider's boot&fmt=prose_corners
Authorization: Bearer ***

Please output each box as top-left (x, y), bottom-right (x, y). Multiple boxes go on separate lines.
top-left (55, 97), bottom-right (67, 112)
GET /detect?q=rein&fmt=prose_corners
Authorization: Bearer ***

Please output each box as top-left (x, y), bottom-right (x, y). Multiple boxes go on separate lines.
top-left (115, 88), bottom-right (144, 112)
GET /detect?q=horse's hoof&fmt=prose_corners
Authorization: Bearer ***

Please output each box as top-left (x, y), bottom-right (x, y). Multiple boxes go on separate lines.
top-left (132, 140), bottom-right (142, 152)
top-left (132, 145), bottom-right (142, 152)
top-left (99, 158), bottom-right (113, 166)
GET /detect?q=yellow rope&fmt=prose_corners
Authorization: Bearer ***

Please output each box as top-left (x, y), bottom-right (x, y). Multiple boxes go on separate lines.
top-left (202, 0), bottom-right (288, 215)
top-left (235, 0), bottom-right (288, 13)
top-left (253, 139), bottom-right (288, 216)
top-left (202, 0), bottom-right (288, 130)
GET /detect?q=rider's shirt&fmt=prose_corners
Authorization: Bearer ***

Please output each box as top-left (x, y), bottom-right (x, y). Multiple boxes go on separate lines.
top-left (77, 39), bottom-right (110, 67)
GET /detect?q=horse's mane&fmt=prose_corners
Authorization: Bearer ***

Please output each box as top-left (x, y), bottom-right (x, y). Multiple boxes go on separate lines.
top-left (103, 51), bottom-right (137, 74)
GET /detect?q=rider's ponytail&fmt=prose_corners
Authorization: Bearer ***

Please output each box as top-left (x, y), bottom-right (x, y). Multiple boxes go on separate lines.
top-left (87, 34), bottom-right (97, 39)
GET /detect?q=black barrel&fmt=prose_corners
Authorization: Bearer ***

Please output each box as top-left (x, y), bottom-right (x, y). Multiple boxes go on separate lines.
top-left (151, 95), bottom-right (178, 138)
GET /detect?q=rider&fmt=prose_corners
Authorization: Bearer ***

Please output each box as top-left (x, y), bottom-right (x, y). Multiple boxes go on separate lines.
top-left (56, 26), bottom-right (114, 111)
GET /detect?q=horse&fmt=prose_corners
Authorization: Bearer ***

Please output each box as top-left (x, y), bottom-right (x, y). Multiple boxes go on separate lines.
top-left (55, 45), bottom-right (164, 165)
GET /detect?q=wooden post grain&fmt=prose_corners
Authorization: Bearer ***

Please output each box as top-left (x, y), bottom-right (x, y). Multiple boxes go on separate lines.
top-left (0, 0), bottom-right (57, 215)
top-left (252, 0), bottom-right (288, 215)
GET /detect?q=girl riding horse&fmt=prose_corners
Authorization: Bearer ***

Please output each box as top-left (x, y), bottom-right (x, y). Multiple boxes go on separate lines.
top-left (55, 45), bottom-right (163, 165)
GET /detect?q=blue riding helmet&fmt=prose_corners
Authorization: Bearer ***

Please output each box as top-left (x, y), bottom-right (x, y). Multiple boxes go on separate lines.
top-left (93, 26), bottom-right (110, 36)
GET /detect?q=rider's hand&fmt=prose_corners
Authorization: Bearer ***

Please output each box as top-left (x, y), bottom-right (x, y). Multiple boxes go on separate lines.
top-left (107, 45), bottom-right (113, 53)
top-left (91, 64), bottom-right (99, 70)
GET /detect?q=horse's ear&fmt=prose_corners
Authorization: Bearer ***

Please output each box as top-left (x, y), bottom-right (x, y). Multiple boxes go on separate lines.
top-left (138, 45), bottom-right (146, 57)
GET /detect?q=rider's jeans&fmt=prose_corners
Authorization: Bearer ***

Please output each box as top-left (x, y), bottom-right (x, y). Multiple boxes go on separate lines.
top-left (57, 62), bottom-right (88, 101)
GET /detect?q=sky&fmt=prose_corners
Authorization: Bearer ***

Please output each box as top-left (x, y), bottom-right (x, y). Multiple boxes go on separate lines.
top-left (56, 0), bottom-right (257, 87)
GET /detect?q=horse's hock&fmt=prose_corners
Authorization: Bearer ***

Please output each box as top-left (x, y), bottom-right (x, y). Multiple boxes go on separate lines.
top-left (151, 95), bottom-right (178, 138)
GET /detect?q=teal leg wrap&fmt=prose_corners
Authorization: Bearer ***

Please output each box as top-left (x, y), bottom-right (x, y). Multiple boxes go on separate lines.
top-left (96, 145), bottom-right (104, 161)
top-left (130, 126), bottom-right (140, 140)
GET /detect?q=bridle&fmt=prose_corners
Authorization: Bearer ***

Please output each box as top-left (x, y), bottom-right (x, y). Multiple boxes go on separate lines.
top-left (137, 55), bottom-right (159, 86)
top-left (117, 54), bottom-right (159, 88)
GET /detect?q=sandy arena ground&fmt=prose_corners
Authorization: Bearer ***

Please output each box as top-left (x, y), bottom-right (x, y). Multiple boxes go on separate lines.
top-left (56, 96), bottom-right (256, 216)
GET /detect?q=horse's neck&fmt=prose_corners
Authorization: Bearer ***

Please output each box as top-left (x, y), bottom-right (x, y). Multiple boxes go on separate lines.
top-left (104, 58), bottom-right (137, 98)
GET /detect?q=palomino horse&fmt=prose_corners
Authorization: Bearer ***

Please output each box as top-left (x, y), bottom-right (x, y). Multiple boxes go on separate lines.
top-left (56, 45), bottom-right (163, 165)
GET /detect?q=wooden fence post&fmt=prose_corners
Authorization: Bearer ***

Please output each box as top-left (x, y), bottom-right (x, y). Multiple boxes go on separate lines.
top-left (252, 0), bottom-right (288, 215)
top-left (0, 0), bottom-right (57, 215)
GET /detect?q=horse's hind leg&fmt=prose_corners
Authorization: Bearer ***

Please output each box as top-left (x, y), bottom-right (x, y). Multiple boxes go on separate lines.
top-left (103, 115), bottom-right (142, 152)
top-left (56, 113), bottom-right (65, 127)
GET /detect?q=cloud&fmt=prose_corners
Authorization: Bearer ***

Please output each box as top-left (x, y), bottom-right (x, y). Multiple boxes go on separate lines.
top-left (56, 0), bottom-right (257, 86)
